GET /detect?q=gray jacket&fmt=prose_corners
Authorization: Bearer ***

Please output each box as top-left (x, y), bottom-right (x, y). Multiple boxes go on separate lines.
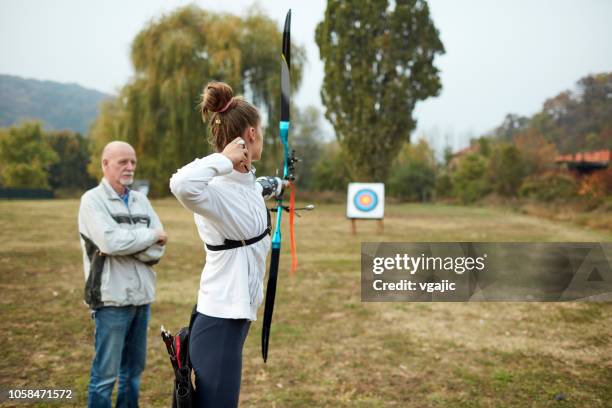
top-left (78, 178), bottom-right (165, 308)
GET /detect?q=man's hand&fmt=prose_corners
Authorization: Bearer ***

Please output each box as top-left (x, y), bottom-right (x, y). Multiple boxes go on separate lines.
top-left (155, 230), bottom-right (168, 246)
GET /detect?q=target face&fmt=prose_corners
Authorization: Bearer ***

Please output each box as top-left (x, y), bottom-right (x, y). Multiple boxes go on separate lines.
top-left (353, 189), bottom-right (378, 212)
top-left (347, 183), bottom-right (385, 219)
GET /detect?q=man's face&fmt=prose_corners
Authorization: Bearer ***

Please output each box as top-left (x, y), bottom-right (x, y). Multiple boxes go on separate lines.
top-left (103, 146), bottom-right (137, 187)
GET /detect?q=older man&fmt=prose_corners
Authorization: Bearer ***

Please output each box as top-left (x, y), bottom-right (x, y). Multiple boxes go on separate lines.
top-left (78, 141), bottom-right (167, 408)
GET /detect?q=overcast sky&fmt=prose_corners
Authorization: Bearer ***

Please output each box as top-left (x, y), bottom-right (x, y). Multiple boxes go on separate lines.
top-left (1, 0), bottom-right (611, 153)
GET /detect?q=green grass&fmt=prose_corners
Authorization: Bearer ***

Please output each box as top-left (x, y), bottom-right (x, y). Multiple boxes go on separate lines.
top-left (0, 199), bottom-right (610, 407)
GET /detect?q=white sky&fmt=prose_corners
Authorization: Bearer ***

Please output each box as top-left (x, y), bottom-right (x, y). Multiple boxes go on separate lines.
top-left (1, 0), bottom-right (611, 153)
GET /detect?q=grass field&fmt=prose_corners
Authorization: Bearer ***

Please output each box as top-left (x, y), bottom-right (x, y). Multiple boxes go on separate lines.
top-left (0, 199), bottom-right (611, 407)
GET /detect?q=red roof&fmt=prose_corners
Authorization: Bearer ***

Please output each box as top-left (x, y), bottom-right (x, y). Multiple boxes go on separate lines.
top-left (555, 150), bottom-right (611, 164)
top-left (452, 144), bottom-right (480, 158)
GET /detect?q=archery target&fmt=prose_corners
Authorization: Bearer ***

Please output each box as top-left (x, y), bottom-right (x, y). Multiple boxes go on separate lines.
top-left (347, 183), bottom-right (385, 219)
top-left (354, 189), bottom-right (378, 212)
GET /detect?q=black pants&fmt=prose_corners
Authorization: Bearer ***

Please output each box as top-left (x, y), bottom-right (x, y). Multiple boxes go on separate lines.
top-left (189, 313), bottom-right (251, 408)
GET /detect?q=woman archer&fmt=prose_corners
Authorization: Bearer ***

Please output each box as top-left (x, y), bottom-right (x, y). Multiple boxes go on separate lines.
top-left (169, 81), bottom-right (282, 407)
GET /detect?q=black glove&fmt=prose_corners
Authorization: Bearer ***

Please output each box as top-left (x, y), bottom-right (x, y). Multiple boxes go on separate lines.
top-left (256, 176), bottom-right (284, 200)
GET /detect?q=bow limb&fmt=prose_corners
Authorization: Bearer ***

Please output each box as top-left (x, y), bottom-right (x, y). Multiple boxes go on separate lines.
top-left (262, 9), bottom-right (292, 363)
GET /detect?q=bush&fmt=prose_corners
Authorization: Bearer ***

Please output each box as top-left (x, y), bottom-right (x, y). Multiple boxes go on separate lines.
top-left (578, 168), bottom-right (612, 199)
top-left (387, 140), bottom-right (437, 202)
top-left (519, 170), bottom-right (579, 202)
top-left (435, 170), bottom-right (452, 199)
top-left (311, 142), bottom-right (350, 192)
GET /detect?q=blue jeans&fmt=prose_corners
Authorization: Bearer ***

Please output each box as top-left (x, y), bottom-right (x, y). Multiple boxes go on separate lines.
top-left (87, 305), bottom-right (150, 408)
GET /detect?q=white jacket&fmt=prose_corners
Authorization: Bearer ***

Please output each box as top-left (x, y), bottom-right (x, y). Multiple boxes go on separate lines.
top-left (78, 178), bottom-right (165, 308)
top-left (169, 153), bottom-right (271, 321)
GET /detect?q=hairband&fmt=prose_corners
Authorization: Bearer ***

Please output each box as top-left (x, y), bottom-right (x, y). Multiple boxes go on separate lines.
top-left (217, 98), bottom-right (234, 113)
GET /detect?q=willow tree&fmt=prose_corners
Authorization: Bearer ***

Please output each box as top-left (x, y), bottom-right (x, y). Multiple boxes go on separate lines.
top-left (89, 5), bottom-right (304, 195)
top-left (315, 0), bottom-right (444, 181)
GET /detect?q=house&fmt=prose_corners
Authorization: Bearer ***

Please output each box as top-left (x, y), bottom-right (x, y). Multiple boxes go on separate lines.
top-left (555, 149), bottom-right (611, 175)
top-left (448, 144), bottom-right (480, 170)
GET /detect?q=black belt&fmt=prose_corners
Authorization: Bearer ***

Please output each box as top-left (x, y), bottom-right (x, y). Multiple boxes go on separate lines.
top-left (205, 227), bottom-right (271, 251)
top-left (206, 209), bottom-right (271, 251)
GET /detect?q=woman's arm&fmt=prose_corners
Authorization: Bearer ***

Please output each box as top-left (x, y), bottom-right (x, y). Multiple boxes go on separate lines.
top-left (169, 153), bottom-right (234, 218)
top-left (256, 176), bottom-right (285, 200)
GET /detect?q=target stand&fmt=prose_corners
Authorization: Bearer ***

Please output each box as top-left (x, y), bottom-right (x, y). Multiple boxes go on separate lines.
top-left (346, 183), bottom-right (385, 235)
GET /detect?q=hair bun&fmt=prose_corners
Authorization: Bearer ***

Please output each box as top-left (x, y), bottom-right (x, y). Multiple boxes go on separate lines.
top-left (201, 81), bottom-right (234, 120)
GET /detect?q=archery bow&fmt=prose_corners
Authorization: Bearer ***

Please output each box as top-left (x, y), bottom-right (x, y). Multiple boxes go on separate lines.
top-left (261, 9), bottom-right (294, 363)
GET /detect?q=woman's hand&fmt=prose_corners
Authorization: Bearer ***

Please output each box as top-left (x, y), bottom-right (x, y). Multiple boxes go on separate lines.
top-left (222, 137), bottom-right (249, 171)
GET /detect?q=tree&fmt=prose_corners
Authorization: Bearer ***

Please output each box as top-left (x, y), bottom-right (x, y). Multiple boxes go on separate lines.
top-left (435, 169), bottom-right (452, 199)
top-left (489, 72), bottom-right (612, 154)
top-left (491, 113), bottom-right (530, 142)
top-left (573, 73), bottom-right (612, 146)
top-left (87, 95), bottom-right (130, 179)
top-left (487, 143), bottom-right (526, 197)
top-left (476, 137), bottom-right (492, 158)
top-left (88, 6), bottom-right (305, 195)
top-left (45, 130), bottom-right (97, 192)
top-left (0, 121), bottom-right (57, 189)
top-left (316, 0), bottom-right (444, 182)
top-left (312, 142), bottom-right (350, 191)
top-left (451, 153), bottom-right (489, 204)
top-left (388, 139), bottom-right (437, 201)
top-left (513, 128), bottom-right (557, 175)
top-left (534, 72), bottom-right (612, 153)
top-left (291, 106), bottom-right (325, 190)
top-left (442, 146), bottom-right (453, 166)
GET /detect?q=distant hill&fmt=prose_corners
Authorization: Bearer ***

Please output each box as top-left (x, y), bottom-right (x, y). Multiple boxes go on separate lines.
top-left (0, 74), bottom-right (112, 134)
